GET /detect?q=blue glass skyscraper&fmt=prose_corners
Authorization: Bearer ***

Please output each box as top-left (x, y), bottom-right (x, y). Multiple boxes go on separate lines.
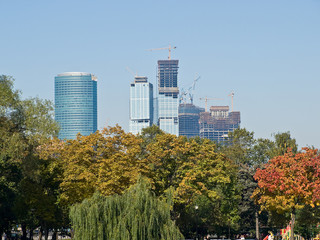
top-left (157, 60), bottom-right (179, 135)
top-left (129, 76), bottom-right (153, 134)
top-left (55, 72), bottom-right (97, 139)
top-left (179, 103), bottom-right (204, 138)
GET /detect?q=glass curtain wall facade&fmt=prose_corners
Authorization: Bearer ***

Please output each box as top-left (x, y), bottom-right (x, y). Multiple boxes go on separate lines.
top-left (153, 97), bottom-right (158, 126)
top-left (129, 76), bottom-right (153, 134)
top-left (157, 60), bottom-right (179, 135)
top-left (179, 103), bottom-right (204, 138)
top-left (55, 72), bottom-right (97, 139)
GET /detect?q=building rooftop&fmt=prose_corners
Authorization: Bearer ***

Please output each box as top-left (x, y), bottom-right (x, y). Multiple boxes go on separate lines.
top-left (134, 76), bottom-right (148, 83)
top-left (210, 106), bottom-right (229, 112)
top-left (57, 72), bottom-right (91, 77)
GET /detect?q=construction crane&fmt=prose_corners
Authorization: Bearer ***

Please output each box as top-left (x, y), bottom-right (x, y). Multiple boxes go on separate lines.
top-left (147, 44), bottom-right (177, 60)
top-left (228, 91), bottom-right (234, 112)
top-left (199, 96), bottom-right (223, 112)
top-left (188, 75), bottom-right (200, 104)
top-left (179, 75), bottom-right (200, 104)
top-left (126, 67), bottom-right (138, 77)
top-left (179, 88), bottom-right (188, 104)
top-left (191, 76), bottom-right (200, 91)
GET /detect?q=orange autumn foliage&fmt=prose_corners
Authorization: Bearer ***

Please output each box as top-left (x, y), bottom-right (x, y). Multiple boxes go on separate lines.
top-left (253, 148), bottom-right (320, 213)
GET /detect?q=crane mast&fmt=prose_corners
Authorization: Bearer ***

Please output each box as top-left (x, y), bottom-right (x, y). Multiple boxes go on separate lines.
top-left (228, 91), bottom-right (234, 112)
top-left (199, 96), bottom-right (223, 112)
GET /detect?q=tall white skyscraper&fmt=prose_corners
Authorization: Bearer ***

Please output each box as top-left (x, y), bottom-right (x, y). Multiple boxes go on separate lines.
top-left (129, 76), bottom-right (153, 134)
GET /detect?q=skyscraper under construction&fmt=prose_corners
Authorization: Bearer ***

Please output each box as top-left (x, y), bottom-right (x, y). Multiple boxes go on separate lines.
top-left (199, 106), bottom-right (240, 143)
top-left (157, 60), bottom-right (179, 135)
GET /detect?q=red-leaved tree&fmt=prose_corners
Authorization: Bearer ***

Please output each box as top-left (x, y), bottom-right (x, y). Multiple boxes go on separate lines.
top-left (253, 148), bottom-right (320, 240)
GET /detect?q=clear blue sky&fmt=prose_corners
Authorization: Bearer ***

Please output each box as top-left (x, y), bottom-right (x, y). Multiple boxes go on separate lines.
top-left (1, 0), bottom-right (319, 148)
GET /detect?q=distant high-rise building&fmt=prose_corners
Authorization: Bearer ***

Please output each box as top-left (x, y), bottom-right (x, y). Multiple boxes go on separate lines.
top-left (153, 97), bottom-right (158, 127)
top-left (199, 106), bottom-right (240, 143)
top-left (179, 103), bottom-right (204, 138)
top-left (157, 60), bottom-right (179, 135)
top-left (55, 72), bottom-right (97, 139)
top-left (129, 76), bottom-right (154, 134)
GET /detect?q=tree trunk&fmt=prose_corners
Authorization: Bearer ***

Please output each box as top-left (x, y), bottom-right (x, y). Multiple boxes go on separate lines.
top-left (51, 230), bottom-right (57, 240)
top-left (39, 228), bottom-right (43, 240)
top-left (290, 212), bottom-right (295, 240)
top-left (21, 223), bottom-right (27, 240)
top-left (255, 210), bottom-right (260, 240)
top-left (71, 229), bottom-right (74, 239)
top-left (29, 228), bottom-right (34, 240)
top-left (44, 227), bottom-right (48, 240)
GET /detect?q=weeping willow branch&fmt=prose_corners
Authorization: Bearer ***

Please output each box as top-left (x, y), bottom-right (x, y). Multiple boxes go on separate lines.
top-left (70, 178), bottom-right (184, 240)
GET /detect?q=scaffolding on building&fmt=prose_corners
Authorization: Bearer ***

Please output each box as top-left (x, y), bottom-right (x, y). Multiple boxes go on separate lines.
top-left (199, 106), bottom-right (241, 144)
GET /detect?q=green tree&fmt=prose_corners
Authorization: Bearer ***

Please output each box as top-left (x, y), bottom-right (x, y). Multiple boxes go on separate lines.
top-left (17, 96), bottom-right (60, 240)
top-left (220, 129), bottom-right (275, 238)
top-left (144, 133), bottom-right (239, 237)
top-left (70, 178), bottom-right (184, 240)
top-left (220, 129), bottom-right (299, 237)
top-left (271, 132), bottom-right (298, 157)
top-left (0, 75), bottom-right (61, 239)
top-left (140, 124), bottom-right (164, 146)
top-left (295, 205), bottom-right (320, 240)
top-left (0, 75), bottom-right (27, 235)
top-left (221, 128), bottom-right (255, 165)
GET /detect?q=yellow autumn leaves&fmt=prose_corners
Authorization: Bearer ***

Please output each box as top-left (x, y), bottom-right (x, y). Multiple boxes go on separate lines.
top-left (38, 125), bottom-right (237, 208)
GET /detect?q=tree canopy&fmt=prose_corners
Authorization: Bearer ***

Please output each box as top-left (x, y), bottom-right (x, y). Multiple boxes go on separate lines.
top-left (39, 125), bottom-right (240, 238)
top-left (70, 178), bottom-right (184, 240)
top-left (0, 75), bottom-right (61, 239)
top-left (39, 126), bottom-right (148, 205)
top-left (253, 148), bottom-right (320, 240)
